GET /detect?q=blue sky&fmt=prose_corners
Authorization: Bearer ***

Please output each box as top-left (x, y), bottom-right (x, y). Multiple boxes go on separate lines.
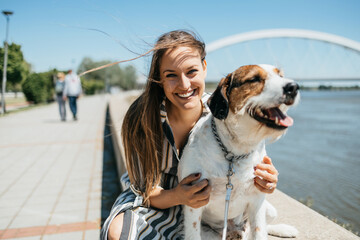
top-left (1, 0), bottom-right (360, 80)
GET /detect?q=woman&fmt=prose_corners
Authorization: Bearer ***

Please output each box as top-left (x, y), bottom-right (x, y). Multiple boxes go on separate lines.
top-left (55, 72), bottom-right (66, 121)
top-left (101, 30), bottom-right (279, 240)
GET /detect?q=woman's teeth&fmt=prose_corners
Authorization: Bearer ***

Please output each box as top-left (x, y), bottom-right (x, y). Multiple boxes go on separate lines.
top-left (177, 90), bottom-right (195, 98)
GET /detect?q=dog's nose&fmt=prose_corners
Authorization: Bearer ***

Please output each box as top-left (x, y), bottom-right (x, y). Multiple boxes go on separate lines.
top-left (283, 82), bottom-right (299, 105)
top-left (283, 82), bottom-right (299, 98)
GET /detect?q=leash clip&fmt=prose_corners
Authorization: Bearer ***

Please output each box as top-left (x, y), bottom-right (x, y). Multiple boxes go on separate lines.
top-left (225, 152), bottom-right (235, 161)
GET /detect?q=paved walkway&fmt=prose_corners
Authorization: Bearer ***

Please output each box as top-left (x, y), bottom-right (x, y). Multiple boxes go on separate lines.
top-left (0, 95), bottom-right (108, 240)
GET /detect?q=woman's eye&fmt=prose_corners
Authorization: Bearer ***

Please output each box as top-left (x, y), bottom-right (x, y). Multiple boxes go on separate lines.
top-left (188, 69), bottom-right (198, 75)
top-left (166, 73), bottom-right (176, 78)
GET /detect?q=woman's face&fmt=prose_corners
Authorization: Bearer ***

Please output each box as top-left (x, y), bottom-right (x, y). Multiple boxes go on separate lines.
top-left (160, 46), bottom-right (207, 113)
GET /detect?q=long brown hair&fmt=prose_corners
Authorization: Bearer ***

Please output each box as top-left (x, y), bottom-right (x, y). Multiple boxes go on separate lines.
top-left (122, 30), bottom-right (206, 205)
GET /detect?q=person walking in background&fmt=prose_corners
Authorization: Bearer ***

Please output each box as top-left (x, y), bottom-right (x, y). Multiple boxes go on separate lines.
top-left (55, 72), bottom-right (66, 121)
top-left (63, 69), bottom-right (82, 121)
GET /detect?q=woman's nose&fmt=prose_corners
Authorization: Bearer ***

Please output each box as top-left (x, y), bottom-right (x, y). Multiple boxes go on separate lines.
top-left (178, 74), bottom-right (191, 89)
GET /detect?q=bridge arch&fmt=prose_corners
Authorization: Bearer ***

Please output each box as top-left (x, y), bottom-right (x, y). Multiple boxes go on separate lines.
top-left (206, 29), bottom-right (360, 53)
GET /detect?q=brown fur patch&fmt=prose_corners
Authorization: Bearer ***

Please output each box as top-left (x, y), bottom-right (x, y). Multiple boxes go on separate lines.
top-left (219, 74), bottom-right (232, 100)
top-left (193, 221), bottom-right (197, 228)
top-left (273, 67), bottom-right (284, 77)
top-left (255, 227), bottom-right (261, 232)
top-left (228, 65), bottom-right (267, 112)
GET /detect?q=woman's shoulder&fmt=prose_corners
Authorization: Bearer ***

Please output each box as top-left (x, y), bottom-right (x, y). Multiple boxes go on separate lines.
top-left (202, 92), bottom-right (211, 102)
top-left (201, 92), bottom-right (211, 111)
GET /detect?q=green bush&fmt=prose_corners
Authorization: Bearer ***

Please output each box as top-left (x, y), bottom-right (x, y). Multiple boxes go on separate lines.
top-left (22, 73), bottom-right (48, 103)
top-left (22, 71), bottom-right (56, 104)
top-left (82, 79), bottom-right (105, 95)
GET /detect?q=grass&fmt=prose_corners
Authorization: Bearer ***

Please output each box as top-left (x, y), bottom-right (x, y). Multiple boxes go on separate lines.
top-left (0, 96), bottom-right (45, 117)
top-left (4, 96), bottom-right (28, 105)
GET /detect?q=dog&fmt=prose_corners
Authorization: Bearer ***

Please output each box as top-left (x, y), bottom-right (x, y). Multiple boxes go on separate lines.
top-left (178, 64), bottom-right (300, 240)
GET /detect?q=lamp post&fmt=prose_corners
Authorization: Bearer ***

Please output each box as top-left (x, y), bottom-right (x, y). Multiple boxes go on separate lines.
top-left (1, 10), bottom-right (13, 115)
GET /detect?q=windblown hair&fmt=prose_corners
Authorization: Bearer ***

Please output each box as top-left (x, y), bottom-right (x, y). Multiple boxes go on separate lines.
top-left (122, 30), bottom-right (206, 206)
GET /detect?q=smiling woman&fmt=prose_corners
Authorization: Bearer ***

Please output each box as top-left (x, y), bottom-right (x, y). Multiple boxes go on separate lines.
top-left (101, 30), bottom-right (212, 240)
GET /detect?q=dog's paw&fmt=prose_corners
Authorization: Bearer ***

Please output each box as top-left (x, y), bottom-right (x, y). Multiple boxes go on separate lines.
top-left (264, 200), bottom-right (277, 223)
top-left (267, 224), bottom-right (298, 238)
top-left (226, 230), bottom-right (243, 240)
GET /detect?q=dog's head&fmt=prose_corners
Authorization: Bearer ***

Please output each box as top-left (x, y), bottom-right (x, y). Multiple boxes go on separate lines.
top-left (208, 64), bottom-right (299, 134)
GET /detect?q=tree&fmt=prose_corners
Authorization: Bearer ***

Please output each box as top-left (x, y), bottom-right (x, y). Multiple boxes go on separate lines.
top-left (121, 65), bottom-right (137, 90)
top-left (0, 43), bottom-right (30, 93)
top-left (77, 57), bottom-right (137, 92)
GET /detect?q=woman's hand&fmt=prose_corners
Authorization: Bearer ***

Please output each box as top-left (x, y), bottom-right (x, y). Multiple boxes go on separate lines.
top-left (254, 156), bottom-right (278, 194)
top-left (174, 173), bottom-right (211, 208)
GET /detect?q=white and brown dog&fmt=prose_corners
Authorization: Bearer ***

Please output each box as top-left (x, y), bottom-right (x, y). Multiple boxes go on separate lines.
top-left (179, 64), bottom-right (300, 239)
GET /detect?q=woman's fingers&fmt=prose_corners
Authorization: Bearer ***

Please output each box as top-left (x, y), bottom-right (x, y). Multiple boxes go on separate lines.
top-left (178, 173), bottom-right (211, 208)
top-left (254, 156), bottom-right (278, 182)
top-left (191, 179), bottom-right (209, 194)
top-left (255, 157), bottom-right (278, 175)
top-left (192, 197), bottom-right (210, 208)
top-left (254, 168), bottom-right (278, 184)
top-left (189, 186), bottom-right (211, 208)
top-left (254, 177), bottom-right (276, 194)
top-left (253, 156), bottom-right (279, 194)
top-left (180, 173), bottom-right (201, 185)
top-left (195, 183), bottom-right (211, 200)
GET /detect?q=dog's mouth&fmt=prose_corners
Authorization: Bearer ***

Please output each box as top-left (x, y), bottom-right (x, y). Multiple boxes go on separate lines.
top-left (248, 105), bottom-right (293, 130)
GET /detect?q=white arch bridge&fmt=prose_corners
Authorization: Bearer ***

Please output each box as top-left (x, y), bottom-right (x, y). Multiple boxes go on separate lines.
top-left (205, 29), bottom-right (360, 87)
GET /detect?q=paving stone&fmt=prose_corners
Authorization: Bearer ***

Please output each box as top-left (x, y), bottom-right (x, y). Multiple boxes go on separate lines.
top-left (42, 231), bottom-right (83, 240)
top-left (0, 95), bottom-right (106, 239)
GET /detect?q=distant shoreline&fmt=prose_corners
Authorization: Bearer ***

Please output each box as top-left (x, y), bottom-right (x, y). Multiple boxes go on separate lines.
top-left (204, 82), bottom-right (360, 92)
top-left (299, 85), bottom-right (360, 91)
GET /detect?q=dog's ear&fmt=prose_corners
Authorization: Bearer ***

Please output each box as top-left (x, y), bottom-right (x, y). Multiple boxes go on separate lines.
top-left (208, 74), bottom-right (231, 120)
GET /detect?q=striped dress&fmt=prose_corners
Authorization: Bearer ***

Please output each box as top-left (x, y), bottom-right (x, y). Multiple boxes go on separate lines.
top-left (100, 94), bottom-right (210, 240)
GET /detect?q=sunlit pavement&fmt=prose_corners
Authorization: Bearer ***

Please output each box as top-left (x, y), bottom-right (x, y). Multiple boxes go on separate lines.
top-left (0, 95), bottom-right (108, 240)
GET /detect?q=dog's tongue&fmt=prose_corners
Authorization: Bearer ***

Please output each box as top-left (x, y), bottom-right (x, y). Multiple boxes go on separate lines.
top-left (266, 108), bottom-right (294, 127)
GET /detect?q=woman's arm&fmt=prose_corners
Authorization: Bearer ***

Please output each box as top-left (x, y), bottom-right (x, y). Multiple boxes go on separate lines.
top-left (254, 156), bottom-right (279, 194)
top-left (149, 173), bottom-right (211, 209)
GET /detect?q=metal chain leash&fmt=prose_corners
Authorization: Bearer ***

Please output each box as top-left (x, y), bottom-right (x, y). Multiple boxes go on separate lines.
top-left (210, 116), bottom-right (253, 240)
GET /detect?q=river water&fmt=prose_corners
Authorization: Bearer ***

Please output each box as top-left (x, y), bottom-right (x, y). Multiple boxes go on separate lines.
top-left (266, 90), bottom-right (360, 233)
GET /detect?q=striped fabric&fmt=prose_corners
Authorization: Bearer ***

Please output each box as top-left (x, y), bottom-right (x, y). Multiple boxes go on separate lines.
top-left (100, 93), bottom-right (210, 240)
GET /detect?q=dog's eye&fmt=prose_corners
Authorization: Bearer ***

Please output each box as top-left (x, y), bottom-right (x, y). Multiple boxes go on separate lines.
top-left (248, 76), bottom-right (261, 83)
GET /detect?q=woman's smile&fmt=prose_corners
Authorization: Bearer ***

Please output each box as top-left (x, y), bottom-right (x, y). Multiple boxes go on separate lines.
top-left (176, 89), bottom-right (197, 98)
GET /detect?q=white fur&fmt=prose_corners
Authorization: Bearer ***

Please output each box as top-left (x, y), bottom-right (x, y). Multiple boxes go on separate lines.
top-left (178, 65), bottom-right (299, 240)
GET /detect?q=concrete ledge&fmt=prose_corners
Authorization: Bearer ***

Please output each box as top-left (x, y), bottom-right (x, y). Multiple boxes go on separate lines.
top-left (108, 90), bottom-right (141, 183)
top-left (268, 190), bottom-right (359, 239)
top-left (108, 92), bottom-right (359, 240)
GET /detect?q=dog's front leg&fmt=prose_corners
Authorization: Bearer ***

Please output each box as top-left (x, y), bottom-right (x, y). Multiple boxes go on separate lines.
top-left (184, 205), bottom-right (203, 239)
top-left (248, 198), bottom-right (267, 240)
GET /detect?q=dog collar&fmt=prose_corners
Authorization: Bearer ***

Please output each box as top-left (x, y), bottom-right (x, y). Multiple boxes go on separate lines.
top-left (211, 116), bottom-right (253, 162)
